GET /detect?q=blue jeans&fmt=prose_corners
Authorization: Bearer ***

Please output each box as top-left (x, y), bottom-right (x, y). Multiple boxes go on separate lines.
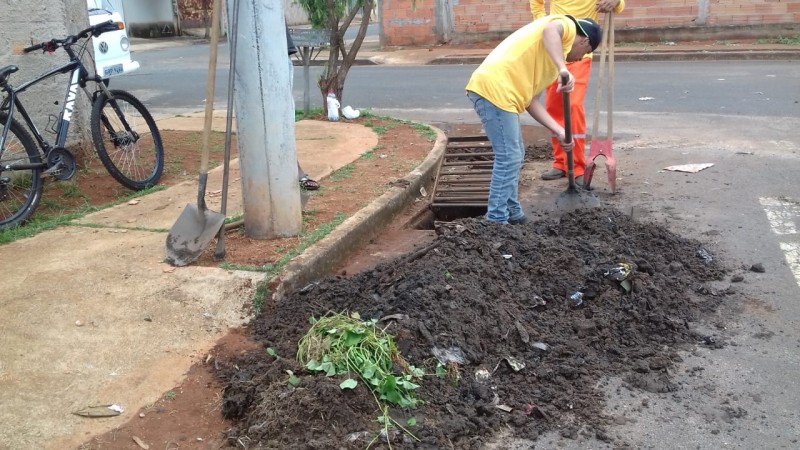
top-left (467, 91), bottom-right (525, 224)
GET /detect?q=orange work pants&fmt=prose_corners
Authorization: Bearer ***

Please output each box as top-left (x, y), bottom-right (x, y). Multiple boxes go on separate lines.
top-left (545, 57), bottom-right (592, 176)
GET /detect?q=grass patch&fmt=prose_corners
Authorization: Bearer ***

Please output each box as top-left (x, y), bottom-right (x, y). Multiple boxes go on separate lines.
top-left (757, 34), bottom-right (800, 45)
top-left (0, 185), bottom-right (166, 244)
top-left (329, 163), bottom-right (355, 181)
top-left (222, 212), bottom-right (349, 313)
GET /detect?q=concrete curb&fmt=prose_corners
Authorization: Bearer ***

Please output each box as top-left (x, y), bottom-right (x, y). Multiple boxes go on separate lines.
top-left (427, 50), bottom-right (800, 65)
top-left (271, 126), bottom-right (447, 300)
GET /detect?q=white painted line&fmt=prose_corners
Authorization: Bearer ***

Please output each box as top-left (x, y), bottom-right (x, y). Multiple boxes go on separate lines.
top-left (779, 242), bottom-right (800, 288)
top-left (759, 197), bottom-right (799, 235)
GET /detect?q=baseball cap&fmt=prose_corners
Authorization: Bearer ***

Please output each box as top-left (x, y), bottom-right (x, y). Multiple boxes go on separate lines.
top-left (567, 15), bottom-right (602, 51)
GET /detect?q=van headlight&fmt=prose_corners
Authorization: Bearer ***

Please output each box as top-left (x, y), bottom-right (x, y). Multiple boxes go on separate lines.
top-left (120, 36), bottom-right (130, 52)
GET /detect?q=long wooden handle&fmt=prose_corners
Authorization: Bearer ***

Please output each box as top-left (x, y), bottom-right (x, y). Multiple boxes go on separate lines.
top-left (200, 0), bottom-right (222, 173)
top-left (607, 12), bottom-right (615, 139)
top-left (591, 13), bottom-right (611, 140)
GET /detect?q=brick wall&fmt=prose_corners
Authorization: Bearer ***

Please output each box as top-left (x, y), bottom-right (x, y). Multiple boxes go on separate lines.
top-left (381, 0), bottom-right (800, 46)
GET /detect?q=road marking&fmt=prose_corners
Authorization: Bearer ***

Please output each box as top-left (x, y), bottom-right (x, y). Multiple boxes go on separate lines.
top-left (760, 197), bottom-right (800, 287)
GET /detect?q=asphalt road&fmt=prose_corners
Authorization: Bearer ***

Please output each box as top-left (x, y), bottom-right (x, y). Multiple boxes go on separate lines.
top-left (117, 42), bottom-right (800, 449)
top-left (120, 42), bottom-right (800, 120)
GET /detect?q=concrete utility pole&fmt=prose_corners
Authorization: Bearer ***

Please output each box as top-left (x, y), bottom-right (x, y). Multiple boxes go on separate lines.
top-left (226, 0), bottom-right (302, 238)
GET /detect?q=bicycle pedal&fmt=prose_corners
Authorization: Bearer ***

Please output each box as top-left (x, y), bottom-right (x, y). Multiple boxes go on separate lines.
top-left (45, 147), bottom-right (77, 181)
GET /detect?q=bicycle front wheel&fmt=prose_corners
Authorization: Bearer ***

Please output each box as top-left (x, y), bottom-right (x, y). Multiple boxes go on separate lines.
top-left (91, 89), bottom-right (164, 190)
top-left (0, 112), bottom-right (44, 229)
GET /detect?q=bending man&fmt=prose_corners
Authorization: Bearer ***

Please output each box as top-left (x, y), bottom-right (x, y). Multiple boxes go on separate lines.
top-left (465, 15), bottom-right (602, 224)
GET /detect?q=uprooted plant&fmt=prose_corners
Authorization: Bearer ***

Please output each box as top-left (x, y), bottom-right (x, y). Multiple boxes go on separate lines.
top-left (297, 312), bottom-right (422, 446)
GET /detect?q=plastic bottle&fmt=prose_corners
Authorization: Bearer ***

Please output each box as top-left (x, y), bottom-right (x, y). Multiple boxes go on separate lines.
top-left (326, 90), bottom-right (340, 122)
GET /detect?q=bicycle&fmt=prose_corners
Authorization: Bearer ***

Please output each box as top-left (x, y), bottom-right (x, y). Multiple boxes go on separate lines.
top-left (0, 20), bottom-right (164, 229)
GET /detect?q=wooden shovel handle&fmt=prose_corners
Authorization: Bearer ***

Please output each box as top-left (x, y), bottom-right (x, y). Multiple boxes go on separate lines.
top-left (200, 0), bottom-right (222, 173)
top-left (591, 12), bottom-right (612, 140)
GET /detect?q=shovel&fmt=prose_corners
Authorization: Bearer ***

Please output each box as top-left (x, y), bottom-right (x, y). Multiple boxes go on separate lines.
top-left (213, 0), bottom-right (241, 261)
top-left (584, 12), bottom-right (617, 193)
top-left (555, 70), bottom-right (601, 212)
top-left (165, 0), bottom-right (225, 267)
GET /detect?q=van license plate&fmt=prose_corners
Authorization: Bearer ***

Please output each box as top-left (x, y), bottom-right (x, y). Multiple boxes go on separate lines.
top-left (103, 64), bottom-right (124, 77)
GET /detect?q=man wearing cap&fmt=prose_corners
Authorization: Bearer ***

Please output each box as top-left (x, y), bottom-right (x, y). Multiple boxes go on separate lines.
top-left (531, 0), bottom-right (625, 184)
top-left (465, 15), bottom-right (602, 224)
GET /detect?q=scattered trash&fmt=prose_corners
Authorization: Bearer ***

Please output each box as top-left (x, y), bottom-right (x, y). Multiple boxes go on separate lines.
top-left (75, 320), bottom-right (84, 327)
top-left (474, 368), bottom-right (491, 382)
top-left (697, 248), bottom-right (714, 264)
top-left (502, 254), bottom-right (513, 259)
top-left (638, 96), bottom-right (655, 101)
top-left (501, 356), bottom-right (526, 372)
top-left (515, 321), bottom-right (530, 343)
top-left (379, 313), bottom-right (410, 323)
top-left (127, 199), bottom-right (140, 205)
top-left (525, 403), bottom-right (549, 419)
top-left (531, 295), bottom-right (546, 307)
top-left (432, 346), bottom-right (466, 365)
top-left (419, 186), bottom-right (427, 197)
top-left (341, 105), bottom-right (360, 119)
top-left (750, 263), bottom-right (766, 273)
top-left (663, 163), bottom-right (714, 173)
top-left (604, 263), bottom-right (633, 293)
top-left (495, 404), bottom-right (513, 412)
top-left (73, 404), bottom-right (124, 417)
top-left (569, 290), bottom-right (584, 307)
top-left (531, 342), bottom-right (549, 352)
top-left (132, 436), bottom-right (149, 449)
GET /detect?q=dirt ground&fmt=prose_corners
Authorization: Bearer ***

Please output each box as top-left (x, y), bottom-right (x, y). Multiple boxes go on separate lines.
top-left (62, 119), bottom-right (752, 449)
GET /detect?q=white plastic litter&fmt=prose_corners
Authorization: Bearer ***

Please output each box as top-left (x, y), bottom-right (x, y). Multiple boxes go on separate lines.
top-left (663, 163), bottom-right (714, 173)
top-left (341, 105), bottom-right (360, 119)
top-left (326, 91), bottom-right (340, 121)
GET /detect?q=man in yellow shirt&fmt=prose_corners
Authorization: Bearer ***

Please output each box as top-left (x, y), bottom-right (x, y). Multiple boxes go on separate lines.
top-left (466, 15), bottom-right (601, 224)
top-left (531, 0), bottom-right (625, 183)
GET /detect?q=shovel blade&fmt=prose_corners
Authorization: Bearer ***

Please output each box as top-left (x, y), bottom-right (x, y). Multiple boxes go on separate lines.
top-left (555, 186), bottom-right (601, 212)
top-left (165, 203), bottom-right (226, 267)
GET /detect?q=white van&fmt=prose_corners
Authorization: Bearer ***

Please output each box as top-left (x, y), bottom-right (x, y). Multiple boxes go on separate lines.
top-left (86, 0), bottom-right (139, 78)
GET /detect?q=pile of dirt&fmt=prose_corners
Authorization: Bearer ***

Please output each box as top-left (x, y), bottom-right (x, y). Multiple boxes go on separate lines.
top-left (215, 207), bottom-right (736, 449)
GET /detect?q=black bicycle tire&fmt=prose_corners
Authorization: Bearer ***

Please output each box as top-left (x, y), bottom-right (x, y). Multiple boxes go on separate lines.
top-left (0, 112), bottom-right (44, 229)
top-left (90, 89), bottom-right (164, 190)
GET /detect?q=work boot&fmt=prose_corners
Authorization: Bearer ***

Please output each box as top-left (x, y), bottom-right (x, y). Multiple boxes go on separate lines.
top-left (541, 168), bottom-right (566, 180)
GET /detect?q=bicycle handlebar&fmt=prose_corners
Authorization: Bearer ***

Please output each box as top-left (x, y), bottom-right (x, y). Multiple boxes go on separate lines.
top-left (23, 20), bottom-right (124, 54)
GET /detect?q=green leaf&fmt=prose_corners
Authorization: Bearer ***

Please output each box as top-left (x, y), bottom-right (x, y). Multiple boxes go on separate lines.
top-left (398, 379), bottom-right (421, 390)
top-left (435, 363), bottom-right (447, 378)
top-left (339, 378), bottom-right (358, 389)
top-left (288, 375), bottom-right (300, 386)
top-left (266, 347), bottom-right (277, 357)
top-left (343, 329), bottom-right (364, 347)
top-left (306, 360), bottom-right (322, 371)
top-left (407, 417), bottom-right (417, 426)
top-left (320, 361), bottom-right (337, 376)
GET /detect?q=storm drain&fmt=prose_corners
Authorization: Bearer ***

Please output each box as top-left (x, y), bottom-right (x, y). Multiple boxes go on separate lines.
top-left (429, 135), bottom-right (493, 221)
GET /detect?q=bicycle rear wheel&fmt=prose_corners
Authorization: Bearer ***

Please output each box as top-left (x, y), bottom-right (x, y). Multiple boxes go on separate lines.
top-left (0, 112), bottom-right (43, 229)
top-left (90, 89), bottom-right (164, 190)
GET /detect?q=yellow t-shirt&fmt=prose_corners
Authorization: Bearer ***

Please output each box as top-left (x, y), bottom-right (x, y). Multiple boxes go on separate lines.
top-left (530, 0), bottom-right (626, 22)
top-left (465, 15), bottom-right (576, 114)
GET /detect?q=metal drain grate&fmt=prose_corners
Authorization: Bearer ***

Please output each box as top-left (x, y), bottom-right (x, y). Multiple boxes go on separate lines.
top-left (430, 135), bottom-right (493, 221)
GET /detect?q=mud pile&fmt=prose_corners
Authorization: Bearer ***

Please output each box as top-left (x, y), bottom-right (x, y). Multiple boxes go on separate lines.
top-left (216, 207), bottom-right (735, 449)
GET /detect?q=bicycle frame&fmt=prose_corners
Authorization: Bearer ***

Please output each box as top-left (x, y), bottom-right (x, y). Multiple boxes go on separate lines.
top-left (0, 44), bottom-right (113, 167)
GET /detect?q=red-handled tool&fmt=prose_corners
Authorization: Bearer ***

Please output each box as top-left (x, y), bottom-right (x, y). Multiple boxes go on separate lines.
top-left (585, 12), bottom-right (617, 193)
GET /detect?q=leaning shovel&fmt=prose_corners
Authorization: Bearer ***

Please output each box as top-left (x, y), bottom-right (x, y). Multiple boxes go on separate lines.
top-left (584, 12), bottom-right (617, 193)
top-left (165, 0), bottom-right (225, 267)
top-left (555, 70), bottom-right (601, 212)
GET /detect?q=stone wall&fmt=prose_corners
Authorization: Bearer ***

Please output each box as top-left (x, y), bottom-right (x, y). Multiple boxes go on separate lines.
top-left (381, 0), bottom-right (800, 46)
